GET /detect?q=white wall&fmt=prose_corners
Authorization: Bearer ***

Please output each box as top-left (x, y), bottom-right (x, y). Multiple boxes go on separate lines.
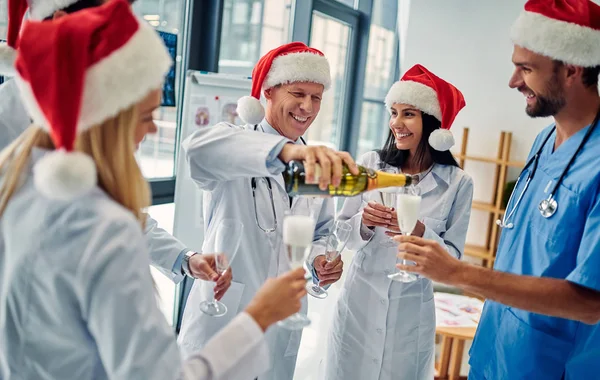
top-left (399, 0), bottom-right (552, 247)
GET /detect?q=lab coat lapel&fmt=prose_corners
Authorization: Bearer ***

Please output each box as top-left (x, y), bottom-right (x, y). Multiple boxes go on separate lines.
top-left (418, 170), bottom-right (437, 196)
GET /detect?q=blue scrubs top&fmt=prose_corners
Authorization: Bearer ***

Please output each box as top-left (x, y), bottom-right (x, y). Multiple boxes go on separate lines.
top-left (468, 123), bottom-right (600, 380)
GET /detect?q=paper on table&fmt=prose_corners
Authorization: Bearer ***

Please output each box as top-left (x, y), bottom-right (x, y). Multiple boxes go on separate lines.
top-left (434, 292), bottom-right (484, 328)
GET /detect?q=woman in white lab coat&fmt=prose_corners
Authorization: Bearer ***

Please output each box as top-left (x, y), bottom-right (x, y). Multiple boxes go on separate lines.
top-left (0, 2), bottom-right (306, 379)
top-left (324, 64), bottom-right (474, 380)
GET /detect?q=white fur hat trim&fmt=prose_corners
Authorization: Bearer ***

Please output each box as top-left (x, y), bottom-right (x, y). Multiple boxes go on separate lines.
top-left (510, 10), bottom-right (600, 67)
top-left (263, 51), bottom-right (331, 90)
top-left (384, 80), bottom-right (442, 120)
top-left (15, 22), bottom-right (172, 133)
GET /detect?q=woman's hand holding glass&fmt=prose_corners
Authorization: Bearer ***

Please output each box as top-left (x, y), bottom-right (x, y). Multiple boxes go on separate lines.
top-left (361, 201), bottom-right (394, 228)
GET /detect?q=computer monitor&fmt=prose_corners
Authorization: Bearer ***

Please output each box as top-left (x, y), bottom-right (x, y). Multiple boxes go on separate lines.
top-left (157, 31), bottom-right (177, 108)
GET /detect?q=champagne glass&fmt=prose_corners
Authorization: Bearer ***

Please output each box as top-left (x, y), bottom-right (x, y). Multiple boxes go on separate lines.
top-left (379, 187), bottom-right (398, 247)
top-left (388, 186), bottom-right (421, 283)
top-left (199, 219), bottom-right (244, 317)
top-left (306, 220), bottom-right (352, 299)
top-left (278, 210), bottom-right (315, 330)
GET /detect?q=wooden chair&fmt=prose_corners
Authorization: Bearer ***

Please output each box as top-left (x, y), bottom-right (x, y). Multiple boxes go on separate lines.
top-left (434, 326), bottom-right (477, 380)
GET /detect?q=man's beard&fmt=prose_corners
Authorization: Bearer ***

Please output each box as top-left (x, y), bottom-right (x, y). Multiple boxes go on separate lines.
top-left (525, 74), bottom-right (566, 118)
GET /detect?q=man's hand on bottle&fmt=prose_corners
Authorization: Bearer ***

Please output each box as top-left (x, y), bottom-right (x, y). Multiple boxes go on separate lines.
top-left (278, 144), bottom-right (359, 190)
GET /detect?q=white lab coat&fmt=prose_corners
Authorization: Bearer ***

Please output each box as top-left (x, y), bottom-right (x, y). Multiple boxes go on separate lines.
top-left (177, 119), bottom-right (333, 380)
top-left (0, 78), bottom-right (190, 282)
top-left (324, 151), bottom-right (473, 380)
top-left (0, 148), bottom-right (271, 380)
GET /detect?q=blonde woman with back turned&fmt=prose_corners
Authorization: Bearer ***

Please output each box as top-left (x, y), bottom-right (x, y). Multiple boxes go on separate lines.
top-left (0, 1), bottom-right (306, 379)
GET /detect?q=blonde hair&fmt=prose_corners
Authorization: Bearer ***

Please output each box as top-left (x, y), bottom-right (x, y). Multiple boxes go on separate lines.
top-left (0, 105), bottom-right (150, 227)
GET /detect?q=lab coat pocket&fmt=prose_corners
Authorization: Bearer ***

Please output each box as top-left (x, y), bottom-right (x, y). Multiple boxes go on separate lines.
top-left (485, 308), bottom-right (572, 379)
top-left (220, 280), bottom-right (246, 315)
top-left (529, 181), bottom-right (580, 257)
top-left (421, 216), bottom-right (446, 236)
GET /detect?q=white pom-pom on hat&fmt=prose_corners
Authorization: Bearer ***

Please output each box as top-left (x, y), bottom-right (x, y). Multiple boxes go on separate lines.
top-left (428, 128), bottom-right (455, 151)
top-left (33, 150), bottom-right (97, 201)
top-left (237, 95), bottom-right (265, 125)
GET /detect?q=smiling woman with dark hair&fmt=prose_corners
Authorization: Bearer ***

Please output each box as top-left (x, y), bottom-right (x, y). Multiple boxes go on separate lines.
top-left (324, 64), bottom-right (474, 380)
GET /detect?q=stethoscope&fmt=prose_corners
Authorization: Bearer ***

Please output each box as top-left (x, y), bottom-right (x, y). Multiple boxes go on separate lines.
top-left (497, 109), bottom-right (600, 229)
top-left (251, 124), bottom-right (306, 233)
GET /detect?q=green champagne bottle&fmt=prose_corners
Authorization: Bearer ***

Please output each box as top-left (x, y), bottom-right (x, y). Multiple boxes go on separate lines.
top-left (283, 160), bottom-right (414, 197)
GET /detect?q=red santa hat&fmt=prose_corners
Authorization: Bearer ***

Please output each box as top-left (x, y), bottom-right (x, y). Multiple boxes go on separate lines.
top-left (0, 0), bottom-right (83, 76)
top-left (511, 0), bottom-right (600, 94)
top-left (236, 42), bottom-right (331, 125)
top-left (13, 0), bottom-right (172, 200)
top-left (384, 64), bottom-right (466, 151)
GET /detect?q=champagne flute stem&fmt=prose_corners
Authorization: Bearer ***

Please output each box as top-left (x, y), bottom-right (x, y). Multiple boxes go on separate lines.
top-left (401, 232), bottom-right (410, 271)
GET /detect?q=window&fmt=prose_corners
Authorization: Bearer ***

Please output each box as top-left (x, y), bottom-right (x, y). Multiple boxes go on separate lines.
top-left (147, 203), bottom-right (177, 325)
top-left (357, 101), bottom-right (389, 156)
top-left (219, 0), bottom-right (293, 76)
top-left (356, 0), bottom-right (398, 157)
top-left (132, 0), bottom-right (186, 180)
top-left (306, 11), bottom-right (353, 149)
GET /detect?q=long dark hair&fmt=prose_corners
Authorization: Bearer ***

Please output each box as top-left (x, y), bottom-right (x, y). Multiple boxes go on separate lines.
top-left (377, 112), bottom-right (460, 169)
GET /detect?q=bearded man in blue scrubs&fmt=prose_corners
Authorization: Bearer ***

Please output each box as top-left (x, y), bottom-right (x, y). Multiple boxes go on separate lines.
top-left (394, 0), bottom-right (600, 379)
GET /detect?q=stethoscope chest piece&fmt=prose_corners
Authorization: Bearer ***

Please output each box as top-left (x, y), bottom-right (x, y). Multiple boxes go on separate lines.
top-left (538, 196), bottom-right (558, 218)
